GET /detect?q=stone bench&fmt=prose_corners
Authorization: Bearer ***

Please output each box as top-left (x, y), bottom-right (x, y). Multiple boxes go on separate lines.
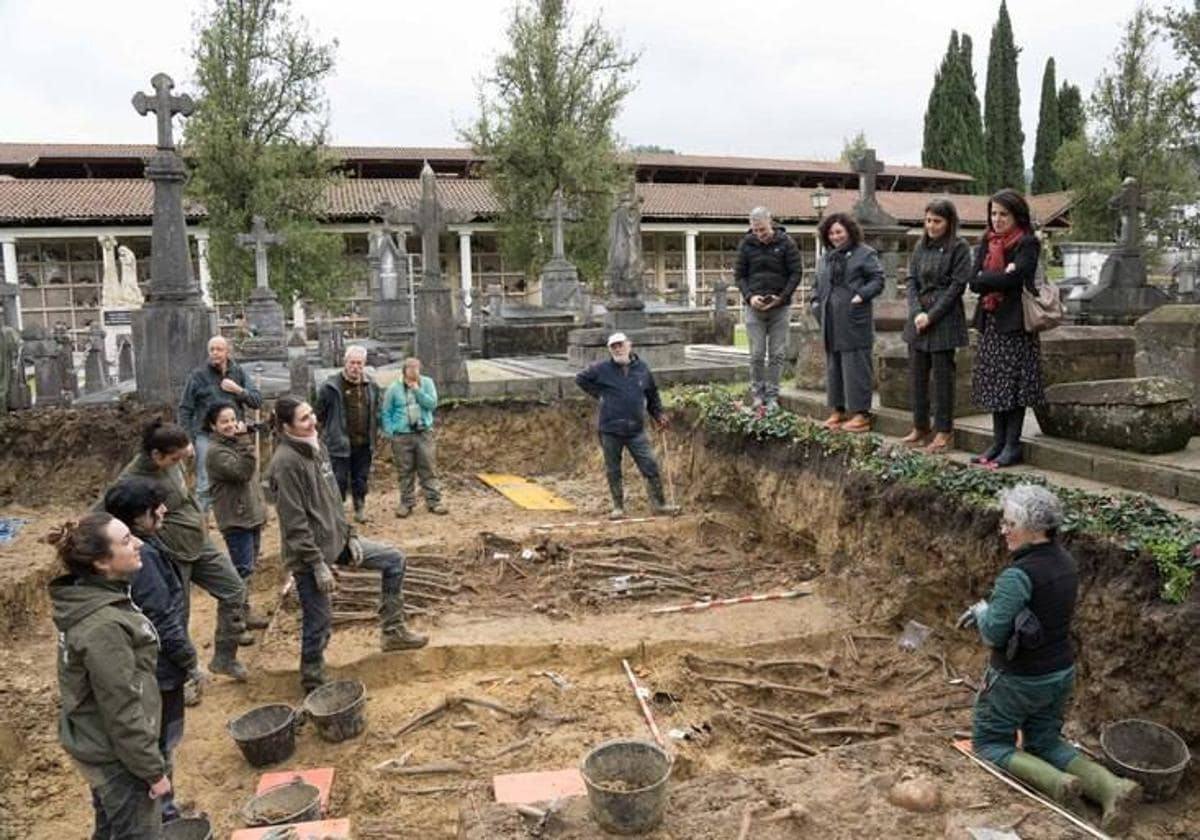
top-left (1033, 377), bottom-right (1194, 454)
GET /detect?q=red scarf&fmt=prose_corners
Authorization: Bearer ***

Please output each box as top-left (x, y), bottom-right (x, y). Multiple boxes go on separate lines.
top-left (980, 226), bottom-right (1027, 311)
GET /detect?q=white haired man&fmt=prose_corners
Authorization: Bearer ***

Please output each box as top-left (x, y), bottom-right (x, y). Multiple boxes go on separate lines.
top-left (735, 207), bottom-right (802, 412)
top-left (177, 335), bottom-right (263, 511)
top-left (315, 345), bottom-right (381, 523)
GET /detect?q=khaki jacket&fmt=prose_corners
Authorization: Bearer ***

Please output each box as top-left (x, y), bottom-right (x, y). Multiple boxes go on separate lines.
top-left (206, 433), bottom-right (267, 531)
top-left (265, 436), bottom-right (350, 572)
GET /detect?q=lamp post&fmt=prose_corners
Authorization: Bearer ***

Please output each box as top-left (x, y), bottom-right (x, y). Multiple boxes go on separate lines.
top-left (808, 184), bottom-right (830, 299)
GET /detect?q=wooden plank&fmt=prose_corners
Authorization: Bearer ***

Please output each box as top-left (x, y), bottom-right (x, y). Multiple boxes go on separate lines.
top-left (477, 473), bottom-right (575, 511)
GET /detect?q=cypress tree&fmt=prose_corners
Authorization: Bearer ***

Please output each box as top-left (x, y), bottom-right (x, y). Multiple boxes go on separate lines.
top-left (984, 0), bottom-right (1025, 192)
top-left (1031, 58), bottom-right (1062, 193)
top-left (922, 32), bottom-right (958, 170)
top-left (1057, 81), bottom-right (1084, 141)
top-left (922, 31), bottom-right (987, 193)
top-left (958, 34), bottom-right (987, 193)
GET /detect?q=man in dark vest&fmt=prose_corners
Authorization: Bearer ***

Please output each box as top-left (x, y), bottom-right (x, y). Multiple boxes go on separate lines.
top-left (315, 344), bottom-right (380, 523)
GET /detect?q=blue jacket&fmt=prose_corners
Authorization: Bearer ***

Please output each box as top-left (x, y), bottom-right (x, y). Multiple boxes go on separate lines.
top-left (129, 536), bottom-right (197, 691)
top-left (381, 375), bottom-right (438, 436)
top-left (575, 355), bottom-right (662, 437)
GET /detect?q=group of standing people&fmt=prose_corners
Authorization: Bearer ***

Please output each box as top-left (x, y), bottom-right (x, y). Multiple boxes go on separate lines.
top-left (735, 189), bottom-right (1047, 468)
top-left (51, 335), bottom-right (443, 837)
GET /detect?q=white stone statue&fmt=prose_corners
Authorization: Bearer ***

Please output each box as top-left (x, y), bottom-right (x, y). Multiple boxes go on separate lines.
top-left (99, 236), bottom-right (122, 309)
top-left (115, 245), bottom-right (144, 307)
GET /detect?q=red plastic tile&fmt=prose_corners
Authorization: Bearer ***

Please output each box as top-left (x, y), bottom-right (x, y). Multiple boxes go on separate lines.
top-left (493, 768), bottom-right (588, 805)
top-left (255, 766), bottom-right (335, 811)
top-left (230, 819), bottom-right (351, 840)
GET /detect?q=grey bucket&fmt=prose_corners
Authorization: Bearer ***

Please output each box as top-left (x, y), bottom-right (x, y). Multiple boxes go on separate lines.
top-left (227, 703), bottom-right (297, 768)
top-left (1100, 718), bottom-right (1191, 802)
top-left (580, 739), bottom-right (672, 835)
top-left (162, 816), bottom-right (213, 840)
top-left (241, 778), bottom-right (322, 827)
top-left (303, 679), bottom-right (367, 743)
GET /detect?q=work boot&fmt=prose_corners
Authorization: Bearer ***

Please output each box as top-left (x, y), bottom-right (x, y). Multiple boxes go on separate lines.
top-left (1065, 756), bottom-right (1142, 834)
top-left (379, 590), bottom-right (429, 651)
top-left (353, 497), bottom-right (368, 524)
top-left (972, 411), bottom-right (1007, 464)
top-left (607, 474), bottom-right (625, 520)
top-left (300, 657), bottom-right (328, 694)
top-left (395, 503), bottom-right (412, 518)
top-left (992, 407), bottom-right (1026, 468)
top-left (428, 501), bottom-right (449, 515)
top-left (1006, 750), bottom-right (1085, 813)
top-left (243, 595), bottom-right (271, 631)
top-left (646, 476), bottom-right (680, 516)
top-left (183, 675), bottom-right (203, 707)
top-left (236, 629), bottom-right (256, 647)
top-left (209, 643), bottom-right (248, 682)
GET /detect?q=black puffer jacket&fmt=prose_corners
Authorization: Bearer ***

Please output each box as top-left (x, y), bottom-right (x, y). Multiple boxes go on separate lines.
top-left (130, 536), bottom-right (197, 691)
top-left (575, 355), bottom-right (663, 437)
top-left (734, 226), bottom-right (802, 304)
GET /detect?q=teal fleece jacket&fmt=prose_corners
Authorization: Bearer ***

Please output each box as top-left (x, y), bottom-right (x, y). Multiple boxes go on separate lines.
top-left (381, 375), bottom-right (438, 435)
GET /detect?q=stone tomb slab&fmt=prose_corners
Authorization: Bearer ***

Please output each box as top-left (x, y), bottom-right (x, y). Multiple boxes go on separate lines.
top-left (1034, 377), bottom-right (1194, 455)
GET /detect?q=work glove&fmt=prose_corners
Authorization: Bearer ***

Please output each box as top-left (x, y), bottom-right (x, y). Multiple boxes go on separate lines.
top-left (955, 599), bottom-right (989, 630)
top-left (313, 562), bottom-right (337, 595)
top-left (185, 665), bottom-right (208, 690)
top-left (348, 536), bottom-right (364, 567)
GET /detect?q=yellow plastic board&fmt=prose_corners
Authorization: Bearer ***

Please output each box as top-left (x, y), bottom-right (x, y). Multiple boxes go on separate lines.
top-left (477, 473), bottom-right (575, 511)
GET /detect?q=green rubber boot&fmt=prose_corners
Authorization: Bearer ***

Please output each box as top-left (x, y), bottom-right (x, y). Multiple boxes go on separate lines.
top-left (1006, 751), bottom-right (1085, 813)
top-left (1066, 756), bottom-right (1141, 835)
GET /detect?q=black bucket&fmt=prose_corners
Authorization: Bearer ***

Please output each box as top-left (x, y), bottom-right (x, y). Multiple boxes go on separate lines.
top-left (1101, 718), bottom-right (1191, 802)
top-left (241, 778), bottom-right (322, 826)
top-left (227, 703), bottom-right (297, 768)
top-left (581, 739), bottom-right (672, 835)
top-left (162, 816), bottom-right (213, 840)
top-left (303, 679), bottom-right (367, 743)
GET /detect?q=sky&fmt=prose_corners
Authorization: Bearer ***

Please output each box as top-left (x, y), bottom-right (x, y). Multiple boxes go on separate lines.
top-left (0, 0), bottom-right (1170, 169)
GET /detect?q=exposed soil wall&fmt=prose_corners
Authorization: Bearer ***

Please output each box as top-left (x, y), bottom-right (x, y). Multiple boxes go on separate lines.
top-left (674, 420), bottom-right (1200, 741)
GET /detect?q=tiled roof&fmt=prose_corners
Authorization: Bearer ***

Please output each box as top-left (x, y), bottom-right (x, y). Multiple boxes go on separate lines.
top-left (0, 177), bottom-right (1073, 228)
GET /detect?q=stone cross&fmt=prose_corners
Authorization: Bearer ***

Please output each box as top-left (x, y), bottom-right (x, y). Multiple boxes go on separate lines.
top-left (237, 216), bottom-right (286, 292)
top-left (538, 187), bottom-right (578, 262)
top-left (1110, 177), bottom-right (1145, 253)
top-left (384, 162), bottom-right (470, 287)
top-left (131, 73), bottom-right (194, 151)
top-left (852, 148), bottom-right (884, 208)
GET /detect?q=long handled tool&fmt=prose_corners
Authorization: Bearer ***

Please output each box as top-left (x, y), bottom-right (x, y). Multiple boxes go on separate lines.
top-left (648, 588), bottom-right (811, 616)
top-left (621, 659), bottom-right (665, 748)
top-left (657, 424), bottom-right (677, 509)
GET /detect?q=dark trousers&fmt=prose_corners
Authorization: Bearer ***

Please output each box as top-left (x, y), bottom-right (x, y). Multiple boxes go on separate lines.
top-left (910, 347), bottom-right (956, 433)
top-left (174, 544), bottom-right (246, 647)
top-left (331, 444), bottom-right (373, 504)
top-left (600, 430), bottom-right (660, 494)
top-left (89, 766), bottom-right (163, 839)
top-left (158, 687), bottom-right (185, 822)
top-left (294, 538), bottom-right (404, 662)
top-left (825, 348), bottom-right (873, 414)
top-left (222, 526), bottom-right (262, 579)
top-left (391, 431), bottom-right (442, 508)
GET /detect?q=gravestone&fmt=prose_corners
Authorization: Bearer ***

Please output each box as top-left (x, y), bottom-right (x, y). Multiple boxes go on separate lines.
top-left (236, 215), bottom-right (288, 360)
top-left (712, 279), bottom-right (736, 345)
top-left (1034, 377), bottom-right (1193, 454)
top-left (1135, 304), bottom-right (1200, 432)
top-left (317, 315), bottom-right (344, 368)
top-left (117, 335), bottom-right (135, 382)
top-left (0, 324), bottom-right (19, 412)
top-left (84, 324), bottom-right (108, 394)
top-left (368, 204), bottom-right (416, 352)
top-left (53, 322), bottom-right (79, 398)
top-left (287, 328), bottom-right (313, 399)
top-left (1067, 178), bottom-right (1171, 324)
top-left (567, 184), bottom-right (685, 367)
top-left (850, 149), bottom-right (908, 308)
top-left (533, 187), bottom-right (583, 310)
top-left (129, 73), bottom-right (213, 405)
top-left (26, 325), bottom-right (66, 407)
top-left (389, 163), bottom-right (470, 396)
top-left (468, 290), bottom-right (484, 356)
top-left (0, 282), bottom-right (20, 331)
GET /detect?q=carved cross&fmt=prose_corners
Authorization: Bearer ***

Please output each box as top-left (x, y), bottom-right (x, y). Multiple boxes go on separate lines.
top-left (1110, 177), bottom-right (1145, 251)
top-left (131, 73), bottom-right (195, 151)
top-left (383, 162), bottom-right (470, 287)
top-left (236, 216), bottom-right (285, 291)
top-left (852, 148), bottom-right (884, 207)
top-left (537, 187), bottom-right (579, 262)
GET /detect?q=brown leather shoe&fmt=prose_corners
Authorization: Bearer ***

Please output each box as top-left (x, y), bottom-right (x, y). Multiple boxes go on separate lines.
top-left (840, 414), bottom-right (872, 433)
top-left (924, 431), bottom-right (954, 454)
top-left (822, 412), bottom-right (845, 430)
top-left (901, 427), bottom-right (932, 447)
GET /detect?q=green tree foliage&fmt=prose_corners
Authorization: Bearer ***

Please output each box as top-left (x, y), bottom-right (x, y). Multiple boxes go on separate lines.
top-left (1158, 1), bottom-right (1200, 144)
top-left (1057, 81), bottom-right (1085, 141)
top-left (185, 0), bottom-right (347, 308)
top-left (462, 0), bottom-right (637, 287)
top-left (984, 1), bottom-right (1026, 191)
top-left (922, 31), bottom-right (987, 193)
top-left (1031, 58), bottom-right (1062, 193)
top-left (1055, 5), bottom-right (1198, 245)
top-left (839, 130), bottom-right (870, 164)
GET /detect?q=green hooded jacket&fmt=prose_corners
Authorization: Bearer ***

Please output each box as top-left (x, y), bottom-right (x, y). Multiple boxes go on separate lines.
top-left (116, 453), bottom-right (208, 563)
top-left (265, 436), bottom-right (351, 573)
top-left (51, 574), bottom-right (165, 784)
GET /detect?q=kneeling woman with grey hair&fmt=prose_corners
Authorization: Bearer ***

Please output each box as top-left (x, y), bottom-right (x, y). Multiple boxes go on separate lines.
top-left (958, 483), bottom-right (1140, 832)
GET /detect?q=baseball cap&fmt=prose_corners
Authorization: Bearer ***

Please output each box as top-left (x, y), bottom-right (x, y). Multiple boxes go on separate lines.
top-left (607, 332), bottom-right (628, 346)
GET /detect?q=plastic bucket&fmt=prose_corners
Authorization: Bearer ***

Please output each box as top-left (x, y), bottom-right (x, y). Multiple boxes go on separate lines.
top-left (1100, 718), bottom-right (1191, 802)
top-left (580, 739), bottom-right (672, 835)
top-left (241, 778), bottom-right (322, 827)
top-left (303, 679), bottom-right (367, 743)
top-left (162, 816), bottom-right (213, 840)
top-left (227, 704), bottom-right (297, 768)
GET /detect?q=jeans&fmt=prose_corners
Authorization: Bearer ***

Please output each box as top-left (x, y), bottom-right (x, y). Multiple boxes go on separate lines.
top-left (744, 304), bottom-right (790, 400)
top-left (294, 538), bottom-right (405, 662)
top-left (972, 665), bottom-right (1079, 770)
top-left (222, 527), bottom-right (262, 579)
top-left (158, 687), bottom-right (185, 822)
top-left (173, 543), bottom-right (246, 646)
top-left (192, 432), bottom-right (211, 511)
top-left (331, 444), bottom-right (373, 504)
top-left (391, 431), bottom-right (442, 508)
top-left (825, 348), bottom-right (873, 414)
top-left (89, 765), bottom-right (163, 839)
top-left (910, 348), bottom-right (957, 432)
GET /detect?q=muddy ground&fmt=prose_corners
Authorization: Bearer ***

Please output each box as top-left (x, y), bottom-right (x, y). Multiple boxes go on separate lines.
top-left (0, 401), bottom-right (1196, 839)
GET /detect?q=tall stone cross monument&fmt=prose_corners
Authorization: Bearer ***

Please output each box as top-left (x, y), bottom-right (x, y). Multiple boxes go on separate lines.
top-left (236, 215), bottom-right (288, 359)
top-left (851, 147), bottom-right (904, 297)
top-left (533, 186), bottom-right (582, 310)
top-left (129, 72), bottom-right (213, 405)
top-left (392, 163), bottom-right (471, 395)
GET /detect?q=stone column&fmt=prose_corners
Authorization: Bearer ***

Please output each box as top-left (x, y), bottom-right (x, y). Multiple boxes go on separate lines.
top-left (0, 235), bottom-right (21, 331)
top-left (458, 231), bottom-right (473, 321)
top-left (684, 229), bottom-right (698, 308)
top-left (194, 231), bottom-right (214, 307)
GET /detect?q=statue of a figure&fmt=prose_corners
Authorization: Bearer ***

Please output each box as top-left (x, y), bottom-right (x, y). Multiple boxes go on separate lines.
top-left (606, 186), bottom-right (644, 300)
top-left (369, 225), bottom-right (406, 301)
top-left (100, 236), bottom-right (122, 309)
top-left (115, 245), bottom-right (145, 307)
